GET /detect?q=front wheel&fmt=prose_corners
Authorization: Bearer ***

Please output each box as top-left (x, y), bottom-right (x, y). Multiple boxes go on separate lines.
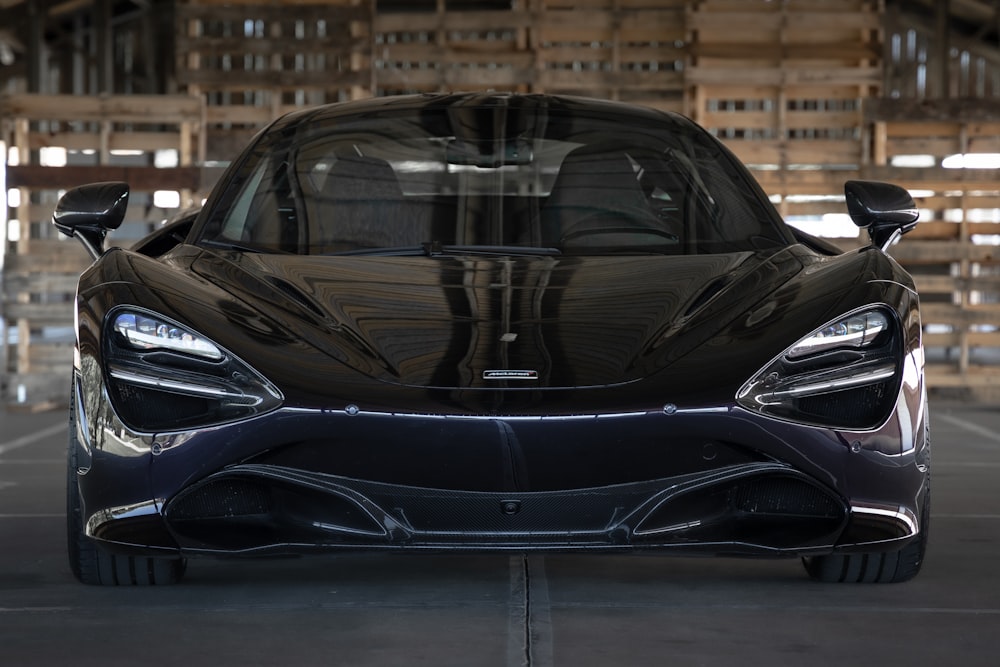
top-left (66, 384), bottom-right (186, 585)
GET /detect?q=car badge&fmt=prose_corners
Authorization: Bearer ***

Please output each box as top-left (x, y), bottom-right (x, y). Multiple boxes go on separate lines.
top-left (483, 370), bottom-right (538, 380)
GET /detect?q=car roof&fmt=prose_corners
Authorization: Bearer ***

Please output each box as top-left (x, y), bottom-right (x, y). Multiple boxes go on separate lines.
top-left (269, 91), bottom-right (696, 133)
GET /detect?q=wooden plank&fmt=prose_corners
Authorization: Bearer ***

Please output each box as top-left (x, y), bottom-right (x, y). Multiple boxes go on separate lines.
top-left (908, 222), bottom-right (984, 240)
top-left (537, 69), bottom-right (684, 91)
top-left (921, 303), bottom-right (1000, 325)
top-left (913, 274), bottom-right (1000, 293)
top-left (926, 367), bottom-right (1000, 388)
top-left (28, 342), bottom-right (75, 372)
top-left (204, 105), bottom-right (276, 125)
top-left (1, 93), bottom-right (203, 124)
top-left (378, 45), bottom-right (534, 66)
top-left (857, 166), bottom-right (1000, 188)
top-left (176, 34), bottom-right (368, 57)
top-left (730, 140), bottom-right (862, 167)
top-left (687, 66), bottom-right (881, 86)
top-left (689, 11), bottom-right (878, 32)
top-left (892, 242), bottom-right (999, 264)
top-left (690, 42), bottom-right (878, 61)
top-left (2, 302), bottom-right (76, 323)
top-left (27, 131), bottom-right (191, 153)
top-left (866, 98), bottom-right (1000, 123)
top-left (3, 273), bottom-right (82, 295)
top-left (925, 331), bottom-right (1000, 347)
top-left (6, 165), bottom-right (205, 191)
top-left (4, 239), bottom-right (92, 273)
top-left (179, 69), bottom-right (369, 89)
top-left (176, 4), bottom-right (368, 23)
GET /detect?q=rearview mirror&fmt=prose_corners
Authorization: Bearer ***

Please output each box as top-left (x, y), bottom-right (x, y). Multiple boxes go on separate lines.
top-left (844, 180), bottom-right (918, 251)
top-left (445, 138), bottom-right (533, 167)
top-left (53, 181), bottom-right (129, 260)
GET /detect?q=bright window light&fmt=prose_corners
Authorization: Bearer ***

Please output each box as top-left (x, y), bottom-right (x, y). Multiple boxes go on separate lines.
top-left (39, 147), bottom-right (67, 167)
top-left (942, 153), bottom-right (1000, 169)
top-left (891, 154), bottom-right (935, 168)
top-left (154, 190), bottom-right (181, 208)
top-left (155, 150), bottom-right (179, 168)
top-left (8, 188), bottom-right (20, 208)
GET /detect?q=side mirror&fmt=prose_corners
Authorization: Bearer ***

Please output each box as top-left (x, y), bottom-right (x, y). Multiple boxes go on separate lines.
top-left (53, 181), bottom-right (129, 260)
top-left (844, 180), bottom-right (918, 251)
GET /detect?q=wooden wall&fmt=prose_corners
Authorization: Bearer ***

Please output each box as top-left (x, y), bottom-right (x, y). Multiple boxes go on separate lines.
top-left (1, 94), bottom-right (204, 408)
top-left (3, 0), bottom-right (999, 407)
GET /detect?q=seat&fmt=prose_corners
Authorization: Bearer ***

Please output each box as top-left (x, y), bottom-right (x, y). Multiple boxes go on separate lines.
top-left (312, 154), bottom-right (424, 252)
top-left (539, 144), bottom-right (659, 246)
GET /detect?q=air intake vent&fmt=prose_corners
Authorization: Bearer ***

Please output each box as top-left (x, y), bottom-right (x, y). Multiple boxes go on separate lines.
top-left (796, 382), bottom-right (892, 428)
top-left (729, 476), bottom-right (842, 518)
top-left (168, 479), bottom-right (272, 520)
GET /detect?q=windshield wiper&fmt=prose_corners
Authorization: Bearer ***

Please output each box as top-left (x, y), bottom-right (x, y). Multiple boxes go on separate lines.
top-left (324, 245), bottom-right (428, 257)
top-left (324, 243), bottom-right (561, 258)
top-left (422, 242), bottom-right (561, 257)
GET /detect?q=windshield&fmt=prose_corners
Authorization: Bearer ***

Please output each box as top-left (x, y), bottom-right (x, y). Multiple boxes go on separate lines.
top-left (197, 97), bottom-right (791, 256)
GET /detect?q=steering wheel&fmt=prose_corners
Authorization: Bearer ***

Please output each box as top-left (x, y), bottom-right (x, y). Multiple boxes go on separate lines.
top-left (558, 208), bottom-right (679, 246)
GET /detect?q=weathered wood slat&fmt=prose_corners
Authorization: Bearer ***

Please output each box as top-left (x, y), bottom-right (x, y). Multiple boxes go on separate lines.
top-left (176, 4), bottom-right (368, 22)
top-left (890, 242), bottom-right (998, 264)
top-left (4, 240), bottom-right (92, 274)
top-left (179, 69), bottom-right (369, 89)
top-left (688, 66), bottom-right (881, 86)
top-left (688, 11), bottom-right (879, 33)
top-left (25, 131), bottom-right (196, 154)
top-left (7, 165), bottom-right (204, 191)
top-left (914, 274), bottom-right (1000, 293)
top-left (3, 302), bottom-right (76, 323)
top-left (925, 367), bottom-right (1000, 387)
top-left (3, 274), bottom-right (82, 296)
top-left (731, 141), bottom-right (863, 167)
top-left (1, 93), bottom-right (203, 124)
top-left (925, 331), bottom-right (1000, 347)
top-left (866, 98), bottom-right (1000, 123)
top-left (176, 34), bottom-right (368, 56)
top-left (921, 303), bottom-right (1000, 326)
top-left (690, 43), bottom-right (879, 60)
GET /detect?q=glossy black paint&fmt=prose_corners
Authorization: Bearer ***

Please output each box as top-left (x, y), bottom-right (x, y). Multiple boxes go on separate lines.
top-left (59, 93), bottom-right (929, 576)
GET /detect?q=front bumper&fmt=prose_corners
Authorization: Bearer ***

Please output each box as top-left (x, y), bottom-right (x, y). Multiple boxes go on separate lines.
top-left (78, 401), bottom-right (929, 559)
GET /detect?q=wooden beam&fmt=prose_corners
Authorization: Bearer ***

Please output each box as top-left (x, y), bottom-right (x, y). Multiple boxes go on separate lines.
top-left (6, 165), bottom-right (205, 191)
top-left (865, 97), bottom-right (1000, 123)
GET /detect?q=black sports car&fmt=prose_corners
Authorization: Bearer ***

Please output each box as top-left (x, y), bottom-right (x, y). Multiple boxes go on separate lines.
top-left (56, 92), bottom-right (929, 586)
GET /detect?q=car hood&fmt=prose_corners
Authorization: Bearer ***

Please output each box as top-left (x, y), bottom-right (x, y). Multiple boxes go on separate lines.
top-left (190, 248), bottom-right (805, 392)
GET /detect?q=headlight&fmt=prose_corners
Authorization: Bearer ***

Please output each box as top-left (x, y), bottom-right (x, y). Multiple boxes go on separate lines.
top-left (737, 306), bottom-right (901, 429)
top-left (104, 307), bottom-right (282, 432)
top-left (113, 312), bottom-right (223, 361)
top-left (786, 311), bottom-right (888, 359)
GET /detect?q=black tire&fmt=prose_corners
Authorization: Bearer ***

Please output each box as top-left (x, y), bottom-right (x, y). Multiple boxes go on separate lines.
top-left (801, 519), bottom-right (926, 584)
top-left (66, 382), bottom-right (186, 585)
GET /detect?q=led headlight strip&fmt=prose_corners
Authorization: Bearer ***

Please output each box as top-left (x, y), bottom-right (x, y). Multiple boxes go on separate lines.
top-left (786, 310), bottom-right (888, 360)
top-left (113, 312), bottom-right (223, 361)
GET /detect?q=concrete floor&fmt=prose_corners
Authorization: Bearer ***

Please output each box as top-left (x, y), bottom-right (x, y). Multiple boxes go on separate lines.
top-left (1, 401), bottom-right (998, 666)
